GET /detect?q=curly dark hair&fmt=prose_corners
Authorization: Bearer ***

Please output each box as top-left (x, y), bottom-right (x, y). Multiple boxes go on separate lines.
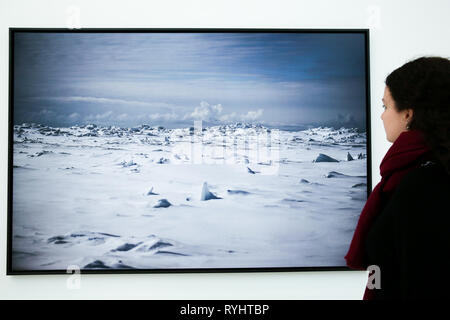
top-left (385, 56), bottom-right (450, 175)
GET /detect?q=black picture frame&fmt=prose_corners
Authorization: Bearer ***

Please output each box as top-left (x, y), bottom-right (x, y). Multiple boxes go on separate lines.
top-left (7, 28), bottom-right (372, 275)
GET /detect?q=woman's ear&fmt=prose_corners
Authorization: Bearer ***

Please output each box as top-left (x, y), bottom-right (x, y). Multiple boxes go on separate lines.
top-left (405, 108), bottom-right (414, 121)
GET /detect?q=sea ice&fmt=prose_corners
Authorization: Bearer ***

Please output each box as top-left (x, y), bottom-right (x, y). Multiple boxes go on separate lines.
top-left (11, 122), bottom-right (367, 270)
top-left (314, 153), bottom-right (339, 163)
top-left (146, 187), bottom-right (159, 195)
top-left (154, 199), bottom-right (172, 208)
top-left (200, 182), bottom-right (222, 201)
top-left (347, 152), bottom-right (354, 161)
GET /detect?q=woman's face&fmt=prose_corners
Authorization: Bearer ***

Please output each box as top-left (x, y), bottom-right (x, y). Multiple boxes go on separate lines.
top-left (381, 86), bottom-right (413, 143)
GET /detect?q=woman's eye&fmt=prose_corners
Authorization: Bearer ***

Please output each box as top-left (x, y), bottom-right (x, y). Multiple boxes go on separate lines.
top-left (382, 104), bottom-right (387, 109)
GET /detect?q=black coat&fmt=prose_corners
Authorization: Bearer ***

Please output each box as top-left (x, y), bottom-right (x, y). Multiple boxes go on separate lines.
top-left (365, 160), bottom-right (450, 299)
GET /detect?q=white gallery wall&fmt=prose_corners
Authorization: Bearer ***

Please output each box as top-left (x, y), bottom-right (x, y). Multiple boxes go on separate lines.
top-left (0, 0), bottom-right (449, 299)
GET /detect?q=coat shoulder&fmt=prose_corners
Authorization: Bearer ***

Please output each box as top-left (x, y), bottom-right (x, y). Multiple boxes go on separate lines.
top-left (399, 160), bottom-right (448, 188)
top-left (391, 161), bottom-right (450, 218)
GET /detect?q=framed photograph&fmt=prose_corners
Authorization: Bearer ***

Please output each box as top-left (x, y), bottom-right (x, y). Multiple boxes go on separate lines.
top-left (7, 28), bottom-right (371, 274)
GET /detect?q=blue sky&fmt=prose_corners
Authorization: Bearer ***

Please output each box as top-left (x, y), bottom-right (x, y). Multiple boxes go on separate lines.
top-left (13, 32), bottom-right (367, 130)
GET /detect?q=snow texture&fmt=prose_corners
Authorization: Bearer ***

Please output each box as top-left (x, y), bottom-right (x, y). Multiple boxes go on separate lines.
top-left (11, 122), bottom-right (367, 271)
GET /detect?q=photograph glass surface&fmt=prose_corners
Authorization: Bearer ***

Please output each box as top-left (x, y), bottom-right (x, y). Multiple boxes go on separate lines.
top-left (9, 30), bottom-right (369, 272)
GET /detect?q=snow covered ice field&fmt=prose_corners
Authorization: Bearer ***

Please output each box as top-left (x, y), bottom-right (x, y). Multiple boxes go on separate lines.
top-left (11, 122), bottom-right (367, 271)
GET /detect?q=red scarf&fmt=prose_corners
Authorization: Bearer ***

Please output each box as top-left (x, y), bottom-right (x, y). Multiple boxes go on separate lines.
top-left (344, 129), bottom-right (433, 299)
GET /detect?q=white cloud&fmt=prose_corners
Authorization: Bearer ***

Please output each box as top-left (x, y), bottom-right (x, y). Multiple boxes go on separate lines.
top-left (37, 98), bottom-right (264, 125)
top-left (184, 101), bottom-right (263, 123)
top-left (242, 109), bottom-right (263, 121)
top-left (184, 101), bottom-right (223, 122)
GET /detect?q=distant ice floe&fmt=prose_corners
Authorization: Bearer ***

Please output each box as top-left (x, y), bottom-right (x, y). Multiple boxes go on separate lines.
top-left (14, 122), bottom-right (366, 146)
top-left (303, 126), bottom-right (366, 145)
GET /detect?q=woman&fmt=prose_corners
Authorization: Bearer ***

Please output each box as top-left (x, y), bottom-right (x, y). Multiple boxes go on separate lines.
top-left (345, 56), bottom-right (450, 300)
